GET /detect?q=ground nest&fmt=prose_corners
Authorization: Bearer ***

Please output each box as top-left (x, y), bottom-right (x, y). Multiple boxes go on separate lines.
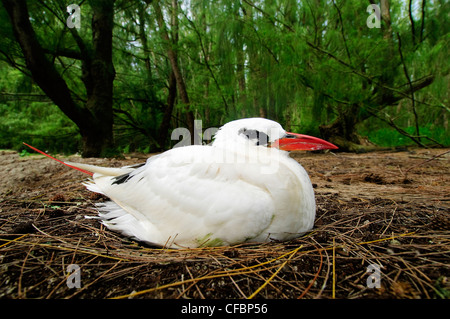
top-left (0, 148), bottom-right (449, 299)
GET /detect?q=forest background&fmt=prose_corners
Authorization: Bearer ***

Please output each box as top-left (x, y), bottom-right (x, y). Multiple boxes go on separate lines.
top-left (0, 0), bottom-right (448, 157)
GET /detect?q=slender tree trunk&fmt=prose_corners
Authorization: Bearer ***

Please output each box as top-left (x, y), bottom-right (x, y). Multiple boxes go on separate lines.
top-left (419, 0), bottom-right (426, 43)
top-left (137, 1), bottom-right (152, 80)
top-left (408, 0), bottom-right (417, 46)
top-left (152, 0), bottom-right (196, 145)
top-left (158, 71), bottom-right (177, 149)
top-left (236, 47), bottom-right (246, 117)
top-left (235, 6), bottom-right (246, 117)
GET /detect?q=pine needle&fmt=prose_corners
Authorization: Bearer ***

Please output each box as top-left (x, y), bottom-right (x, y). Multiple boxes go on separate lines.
top-left (332, 237), bottom-right (336, 299)
top-left (247, 245), bottom-right (303, 299)
top-left (0, 234), bottom-right (28, 248)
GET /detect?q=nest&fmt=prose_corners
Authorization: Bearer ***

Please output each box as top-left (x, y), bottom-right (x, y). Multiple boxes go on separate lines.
top-left (0, 149), bottom-right (449, 299)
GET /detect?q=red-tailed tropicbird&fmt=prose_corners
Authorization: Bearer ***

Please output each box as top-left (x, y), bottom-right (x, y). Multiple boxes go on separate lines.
top-left (25, 118), bottom-right (337, 248)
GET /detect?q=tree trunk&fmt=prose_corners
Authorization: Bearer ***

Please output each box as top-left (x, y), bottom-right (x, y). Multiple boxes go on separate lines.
top-left (82, 0), bottom-right (116, 156)
top-left (236, 6), bottom-right (247, 118)
top-left (137, 1), bottom-right (152, 81)
top-left (2, 0), bottom-right (116, 157)
top-left (319, 103), bottom-right (368, 152)
top-left (157, 71), bottom-right (177, 149)
top-left (152, 0), bottom-right (196, 145)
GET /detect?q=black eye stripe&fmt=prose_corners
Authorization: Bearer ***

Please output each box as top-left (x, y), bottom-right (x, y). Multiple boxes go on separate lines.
top-left (238, 128), bottom-right (269, 146)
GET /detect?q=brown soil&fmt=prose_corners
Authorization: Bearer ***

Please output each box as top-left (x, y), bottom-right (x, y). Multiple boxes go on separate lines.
top-left (0, 148), bottom-right (449, 299)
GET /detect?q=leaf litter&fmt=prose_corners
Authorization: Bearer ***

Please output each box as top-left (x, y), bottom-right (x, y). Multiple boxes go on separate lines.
top-left (0, 148), bottom-right (449, 299)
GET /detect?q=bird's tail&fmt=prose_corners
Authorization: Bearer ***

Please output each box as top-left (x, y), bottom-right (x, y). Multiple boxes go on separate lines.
top-left (23, 143), bottom-right (94, 176)
top-left (23, 143), bottom-right (136, 177)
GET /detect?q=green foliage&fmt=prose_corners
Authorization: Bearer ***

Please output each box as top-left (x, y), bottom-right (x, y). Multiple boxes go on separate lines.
top-left (0, 100), bottom-right (80, 154)
top-left (0, 65), bottom-right (80, 153)
top-left (361, 125), bottom-right (450, 148)
top-left (19, 149), bottom-right (31, 157)
top-left (0, 0), bottom-right (448, 154)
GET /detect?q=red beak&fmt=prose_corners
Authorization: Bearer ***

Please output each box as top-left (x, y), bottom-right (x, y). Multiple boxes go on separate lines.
top-left (272, 132), bottom-right (338, 151)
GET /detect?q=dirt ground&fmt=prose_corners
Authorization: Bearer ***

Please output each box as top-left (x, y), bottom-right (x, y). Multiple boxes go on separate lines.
top-left (0, 148), bottom-right (449, 299)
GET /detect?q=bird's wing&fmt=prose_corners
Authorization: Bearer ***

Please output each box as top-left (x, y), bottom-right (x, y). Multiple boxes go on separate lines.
top-left (85, 146), bottom-right (279, 248)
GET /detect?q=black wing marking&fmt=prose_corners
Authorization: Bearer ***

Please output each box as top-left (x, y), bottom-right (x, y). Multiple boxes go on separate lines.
top-left (111, 163), bottom-right (145, 185)
top-left (112, 172), bottom-right (133, 185)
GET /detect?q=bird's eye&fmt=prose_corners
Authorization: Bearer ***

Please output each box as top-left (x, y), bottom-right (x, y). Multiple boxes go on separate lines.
top-left (239, 128), bottom-right (269, 146)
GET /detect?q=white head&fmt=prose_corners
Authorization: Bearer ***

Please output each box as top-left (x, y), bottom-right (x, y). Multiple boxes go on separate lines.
top-left (212, 118), bottom-right (285, 148)
top-left (212, 117), bottom-right (338, 151)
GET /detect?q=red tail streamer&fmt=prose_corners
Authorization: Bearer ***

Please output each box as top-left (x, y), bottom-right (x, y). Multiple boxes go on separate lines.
top-left (23, 143), bottom-right (94, 176)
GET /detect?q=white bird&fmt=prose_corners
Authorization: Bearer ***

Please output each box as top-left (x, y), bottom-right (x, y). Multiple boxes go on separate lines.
top-left (25, 118), bottom-right (337, 248)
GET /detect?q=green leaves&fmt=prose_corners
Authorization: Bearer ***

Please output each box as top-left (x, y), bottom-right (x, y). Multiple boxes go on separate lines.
top-left (0, 0), bottom-right (448, 154)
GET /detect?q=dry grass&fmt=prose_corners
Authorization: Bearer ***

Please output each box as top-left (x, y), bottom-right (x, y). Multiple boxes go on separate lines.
top-left (0, 149), bottom-right (449, 299)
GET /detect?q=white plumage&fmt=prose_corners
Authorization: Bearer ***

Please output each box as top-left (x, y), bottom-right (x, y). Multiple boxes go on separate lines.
top-left (63, 118), bottom-right (337, 248)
